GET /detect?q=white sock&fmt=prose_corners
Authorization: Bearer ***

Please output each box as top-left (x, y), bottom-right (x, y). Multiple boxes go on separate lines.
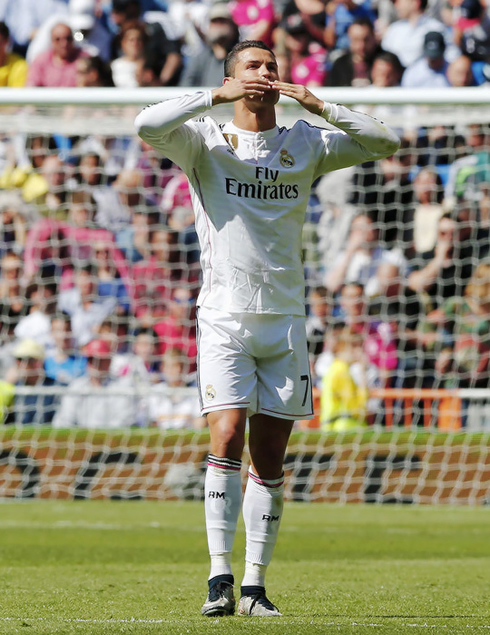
top-left (204, 454), bottom-right (242, 581)
top-left (241, 469), bottom-right (284, 588)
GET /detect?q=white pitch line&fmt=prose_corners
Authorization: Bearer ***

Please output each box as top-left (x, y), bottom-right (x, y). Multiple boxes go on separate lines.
top-left (0, 617), bottom-right (490, 628)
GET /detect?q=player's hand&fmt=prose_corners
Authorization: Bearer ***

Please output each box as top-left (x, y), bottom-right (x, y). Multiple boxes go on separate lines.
top-left (212, 78), bottom-right (276, 105)
top-left (271, 81), bottom-right (324, 115)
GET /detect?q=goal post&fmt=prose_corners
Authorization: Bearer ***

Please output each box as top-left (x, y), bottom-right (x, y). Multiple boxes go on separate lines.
top-left (0, 88), bottom-right (489, 504)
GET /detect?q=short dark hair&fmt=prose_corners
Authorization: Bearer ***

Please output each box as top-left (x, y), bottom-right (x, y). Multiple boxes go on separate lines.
top-left (224, 40), bottom-right (275, 78)
top-left (0, 21), bottom-right (9, 40)
top-left (373, 50), bottom-right (405, 74)
top-left (349, 16), bottom-right (375, 32)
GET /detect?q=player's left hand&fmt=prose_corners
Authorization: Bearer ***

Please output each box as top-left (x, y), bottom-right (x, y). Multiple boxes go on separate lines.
top-left (270, 82), bottom-right (324, 116)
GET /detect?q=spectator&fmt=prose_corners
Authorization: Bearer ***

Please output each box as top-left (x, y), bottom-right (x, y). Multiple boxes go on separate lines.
top-left (276, 17), bottom-right (327, 86)
top-left (368, 261), bottom-right (423, 387)
top-left (0, 192), bottom-right (27, 258)
top-left (456, 0), bottom-right (490, 60)
top-left (116, 206), bottom-right (155, 265)
top-left (306, 285), bottom-right (332, 360)
top-left (52, 338), bottom-right (137, 428)
top-left (382, 0), bottom-right (450, 68)
top-left (350, 143), bottom-right (415, 252)
top-left (428, 260), bottom-right (490, 388)
top-left (24, 224), bottom-right (73, 288)
top-left (131, 227), bottom-right (184, 319)
top-left (44, 312), bottom-right (87, 385)
top-left (135, 51), bottom-right (164, 86)
top-left (319, 326), bottom-right (368, 431)
top-left (179, 3), bottom-right (240, 87)
top-left (370, 50), bottom-right (405, 86)
top-left (111, 325), bottom-right (159, 384)
top-left (408, 213), bottom-right (475, 310)
top-left (412, 167), bottom-right (445, 254)
top-left (153, 285), bottom-right (198, 376)
top-left (26, 21), bottom-right (89, 87)
top-left (75, 54), bottom-right (115, 87)
top-left (14, 279), bottom-right (58, 347)
top-left (57, 264), bottom-right (118, 346)
top-left (68, 0), bottom-right (112, 62)
top-left (0, 252), bottom-right (28, 347)
top-left (35, 155), bottom-right (70, 219)
top-left (445, 123), bottom-right (490, 204)
top-left (446, 54), bottom-right (474, 86)
top-left (324, 0), bottom-right (377, 52)
top-left (93, 168), bottom-right (144, 232)
top-left (0, 21), bottom-right (27, 86)
top-left (26, 0), bottom-right (113, 65)
top-left (401, 31), bottom-right (450, 88)
top-left (111, 20), bottom-right (146, 88)
top-left (110, 0), bottom-right (183, 86)
top-left (148, 347), bottom-right (205, 429)
top-left (166, 0), bottom-right (209, 59)
top-left (92, 240), bottom-right (131, 315)
top-left (0, 0), bottom-right (69, 57)
top-left (5, 339), bottom-right (57, 426)
top-left (229, 0), bottom-right (276, 48)
top-left (325, 213), bottom-right (407, 297)
top-left (327, 17), bottom-right (379, 87)
top-left (339, 281), bottom-right (398, 387)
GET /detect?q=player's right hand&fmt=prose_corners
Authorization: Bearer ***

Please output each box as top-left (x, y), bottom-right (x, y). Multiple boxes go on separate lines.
top-left (212, 78), bottom-right (275, 105)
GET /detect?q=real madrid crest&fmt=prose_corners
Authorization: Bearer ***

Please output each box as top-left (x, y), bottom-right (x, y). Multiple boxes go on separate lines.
top-left (205, 384), bottom-right (216, 401)
top-left (280, 149), bottom-right (295, 168)
top-left (223, 133), bottom-right (239, 151)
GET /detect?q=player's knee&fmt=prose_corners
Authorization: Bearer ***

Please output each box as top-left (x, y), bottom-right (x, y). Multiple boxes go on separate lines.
top-left (208, 410), bottom-right (246, 459)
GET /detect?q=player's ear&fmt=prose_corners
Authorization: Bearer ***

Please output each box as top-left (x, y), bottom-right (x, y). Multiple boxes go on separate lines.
top-left (223, 76), bottom-right (232, 84)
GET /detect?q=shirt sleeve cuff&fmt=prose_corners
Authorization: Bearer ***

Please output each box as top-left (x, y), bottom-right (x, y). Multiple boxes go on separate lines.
top-left (321, 102), bottom-right (339, 123)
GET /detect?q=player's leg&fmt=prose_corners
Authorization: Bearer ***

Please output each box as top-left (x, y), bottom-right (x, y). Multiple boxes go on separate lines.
top-left (197, 307), bottom-right (257, 616)
top-left (238, 313), bottom-right (312, 617)
top-left (238, 414), bottom-right (293, 617)
top-left (201, 407), bottom-right (247, 616)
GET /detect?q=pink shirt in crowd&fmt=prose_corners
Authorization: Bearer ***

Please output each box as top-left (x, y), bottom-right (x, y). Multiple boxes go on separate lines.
top-left (26, 48), bottom-right (88, 87)
top-left (230, 0), bottom-right (275, 47)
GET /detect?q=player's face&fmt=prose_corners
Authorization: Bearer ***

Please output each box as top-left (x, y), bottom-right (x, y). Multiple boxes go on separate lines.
top-left (234, 48), bottom-right (280, 106)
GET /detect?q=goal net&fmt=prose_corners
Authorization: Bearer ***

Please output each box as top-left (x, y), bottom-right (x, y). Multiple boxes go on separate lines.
top-left (0, 87), bottom-right (489, 504)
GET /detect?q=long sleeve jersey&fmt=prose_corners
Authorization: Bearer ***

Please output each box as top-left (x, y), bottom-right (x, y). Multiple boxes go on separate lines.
top-left (135, 91), bottom-right (399, 316)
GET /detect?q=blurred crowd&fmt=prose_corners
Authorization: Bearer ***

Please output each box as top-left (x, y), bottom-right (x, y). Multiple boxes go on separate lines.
top-left (0, 0), bottom-right (489, 431)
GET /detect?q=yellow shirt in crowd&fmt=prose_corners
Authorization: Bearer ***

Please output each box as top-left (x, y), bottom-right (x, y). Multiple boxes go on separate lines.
top-left (0, 53), bottom-right (28, 87)
top-left (320, 358), bottom-right (368, 431)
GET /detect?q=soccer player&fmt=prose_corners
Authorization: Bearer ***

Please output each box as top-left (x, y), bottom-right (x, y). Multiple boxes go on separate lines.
top-left (135, 40), bottom-right (400, 617)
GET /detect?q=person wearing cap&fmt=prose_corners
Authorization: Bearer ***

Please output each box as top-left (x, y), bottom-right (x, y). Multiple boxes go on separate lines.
top-left (179, 3), bottom-right (240, 87)
top-left (4, 339), bottom-right (58, 426)
top-left (401, 31), bottom-right (450, 87)
top-left (382, 0), bottom-right (452, 68)
top-left (52, 337), bottom-right (137, 428)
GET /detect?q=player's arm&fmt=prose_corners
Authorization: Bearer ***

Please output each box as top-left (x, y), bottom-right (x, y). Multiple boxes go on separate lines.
top-left (272, 81), bottom-right (400, 162)
top-left (134, 91), bottom-right (212, 168)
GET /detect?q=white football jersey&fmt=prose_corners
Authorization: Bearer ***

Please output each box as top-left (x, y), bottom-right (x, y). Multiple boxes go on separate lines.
top-left (135, 91), bottom-right (399, 316)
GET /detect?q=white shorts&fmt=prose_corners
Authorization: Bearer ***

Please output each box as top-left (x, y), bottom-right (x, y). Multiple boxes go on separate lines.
top-left (196, 306), bottom-right (314, 420)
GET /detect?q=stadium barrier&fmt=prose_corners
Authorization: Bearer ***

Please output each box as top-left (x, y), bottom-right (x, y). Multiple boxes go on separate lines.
top-left (0, 386), bottom-right (489, 505)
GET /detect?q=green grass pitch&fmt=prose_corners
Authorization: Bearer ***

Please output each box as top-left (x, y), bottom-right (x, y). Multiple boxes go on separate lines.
top-left (0, 501), bottom-right (488, 634)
